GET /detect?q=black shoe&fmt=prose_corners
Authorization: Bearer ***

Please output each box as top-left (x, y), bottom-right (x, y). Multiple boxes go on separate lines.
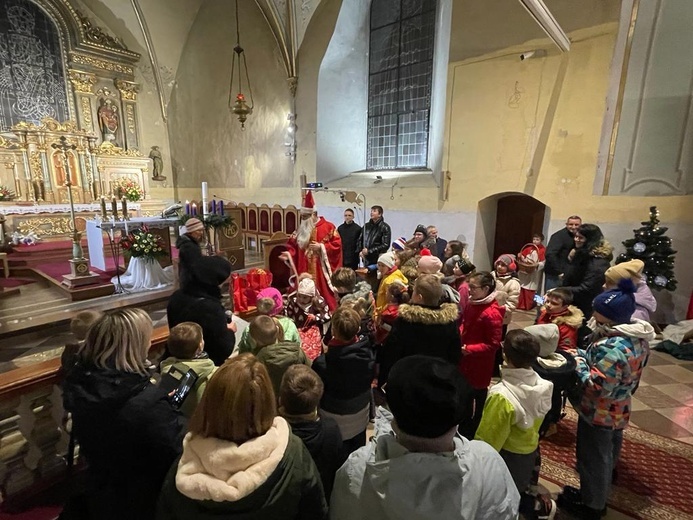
top-left (557, 488), bottom-right (605, 520)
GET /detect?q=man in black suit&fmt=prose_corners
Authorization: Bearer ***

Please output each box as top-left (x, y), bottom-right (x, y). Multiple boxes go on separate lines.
top-left (427, 225), bottom-right (447, 264)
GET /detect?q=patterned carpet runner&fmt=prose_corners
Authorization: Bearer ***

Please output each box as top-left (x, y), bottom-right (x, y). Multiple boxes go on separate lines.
top-left (540, 408), bottom-right (693, 519)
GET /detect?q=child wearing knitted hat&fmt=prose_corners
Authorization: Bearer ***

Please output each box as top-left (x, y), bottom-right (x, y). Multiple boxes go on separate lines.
top-left (285, 275), bottom-right (331, 359)
top-left (603, 259), bottom-right (656, 322)
top-left (375, 251), bottom-right (408, 313)
top-left (558, 279), bottom-right (655, 519)
top-left (492, 254), bottom-right (521, 337)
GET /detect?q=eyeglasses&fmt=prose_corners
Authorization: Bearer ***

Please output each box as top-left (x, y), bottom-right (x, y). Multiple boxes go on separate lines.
top-left (468, 284), bottom-right (483, 289)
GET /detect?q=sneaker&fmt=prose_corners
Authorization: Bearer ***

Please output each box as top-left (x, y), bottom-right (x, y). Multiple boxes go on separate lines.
top-left (534, 494), bottom-right (556, 520)
top-left (557, 488), bottom-right (604, 520)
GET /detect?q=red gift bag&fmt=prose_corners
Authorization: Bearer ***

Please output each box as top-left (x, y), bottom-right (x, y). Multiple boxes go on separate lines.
top-left (244, 268), bottom-right (273, 308)
top-left (231, 273), bottom-right (249, 313)
top-left (299, 318), bottom-right (324, 361)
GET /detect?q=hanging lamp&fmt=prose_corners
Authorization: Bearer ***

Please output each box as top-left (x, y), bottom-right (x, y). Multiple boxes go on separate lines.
top-left (228, 0), bottom-right (254, 128)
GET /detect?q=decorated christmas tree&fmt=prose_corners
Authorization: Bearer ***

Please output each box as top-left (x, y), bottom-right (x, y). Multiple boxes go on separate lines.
top-left (617, 206), bottom-right (677, 291)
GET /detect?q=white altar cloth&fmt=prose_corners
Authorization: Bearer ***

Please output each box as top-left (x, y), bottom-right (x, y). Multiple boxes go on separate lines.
top-left (112, 256), bottom-right (174, 292)
top-left (0, 203), bottom-right (141, 215)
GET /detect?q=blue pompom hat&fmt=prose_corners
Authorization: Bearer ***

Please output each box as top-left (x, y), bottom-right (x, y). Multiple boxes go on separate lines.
top-left (592, 278), bottom-right (636, 324)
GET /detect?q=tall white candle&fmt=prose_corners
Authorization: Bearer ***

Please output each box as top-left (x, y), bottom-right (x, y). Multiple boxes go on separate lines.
top-left (201, 182), bottom-right (209, 200)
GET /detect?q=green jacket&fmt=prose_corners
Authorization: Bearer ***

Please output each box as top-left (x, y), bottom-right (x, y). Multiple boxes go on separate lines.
top-left (256, 341), bottom-right (311, 397)
top-left (237, 316), bottom-right (301, 354)
top-left (159, 357), bottom-right (217, 418)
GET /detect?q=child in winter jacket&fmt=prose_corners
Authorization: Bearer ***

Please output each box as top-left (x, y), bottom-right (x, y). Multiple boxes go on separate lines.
top-left (476, 329), bottom-right (554, 520)
top-left (374, 279), bottom-right (409, 345)
top-left (604, 259), bottom-right (656, 322)
top-left (313, 307), bottom-right (375, 459)
top-left (375, 251), bottom-right (408, 313)
top-left (492, 254), bottom-right (521, 337)
top-left (558, 279), bottom-right (655, 518)
top-left (159, 322), bottom-right (217, 419)
top-left (250, 315), bottom-right (310, 397)
top-left (536, 288), bottom-right (584, 353)
top-left (517, 234), bottom-right (546, 310)
top-left (237, 287), bottom-right (300, 354)
top-left (458, 271), bottom-right (504, 439)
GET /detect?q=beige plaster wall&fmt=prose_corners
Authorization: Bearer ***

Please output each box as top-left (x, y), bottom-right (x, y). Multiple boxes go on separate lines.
top-left (167, 0), bottom-right (294, 196)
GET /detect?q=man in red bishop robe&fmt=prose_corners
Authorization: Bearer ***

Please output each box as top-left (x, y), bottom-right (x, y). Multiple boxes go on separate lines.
top-left (279, 190), bottom-right (342, 310)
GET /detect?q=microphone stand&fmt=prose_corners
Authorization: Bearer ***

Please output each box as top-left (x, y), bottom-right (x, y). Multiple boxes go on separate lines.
top-left (104, 220), bottom-right (129, 295)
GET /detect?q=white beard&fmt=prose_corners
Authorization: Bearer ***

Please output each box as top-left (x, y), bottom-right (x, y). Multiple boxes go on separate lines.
top-left (296, 217), bottom-right (316, 250)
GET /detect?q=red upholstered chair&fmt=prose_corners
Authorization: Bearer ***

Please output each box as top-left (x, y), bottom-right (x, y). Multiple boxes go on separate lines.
top-left (259, 205), bottom-right (270, 234)
top-left (247, 204), bottom-right (258, 231)
top-left (246, 204), bottom-right (259, 251)
top-left (268, 244), bottom-right (292, 293)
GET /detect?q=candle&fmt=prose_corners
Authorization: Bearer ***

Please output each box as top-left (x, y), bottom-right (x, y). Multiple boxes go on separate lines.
top-left (111, 197), bottom-right (118, 219)
top-left (212, 200), bottom-right (217, 214)
top-left (121, 197), bottom-right (128, 220)
top-left (201, 182), bottom-right (208, 200)
top-left (100, 196), bottom-right (107, 219)
top-left (192, 202), bottom-right (197, 216)
top-left (219, 200), bottom-right (224, 215)
top-left (185, 200), bottom-right (190, 215)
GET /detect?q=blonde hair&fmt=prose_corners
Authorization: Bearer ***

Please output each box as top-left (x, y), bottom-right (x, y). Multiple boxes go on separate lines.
top-left (249, 315), bottom-right (284, 348)
top-left (79, 309), bottom-right (153, 374)
top-left (189, 354), bottom-right (276, 444)
top-left (414, 274), bottom-right (443, 306)
top-left (256, 297), bottom-right (277, 316)
top-left (168, 322), bottom-right (203, 359)
top-left (70, 310), bottom-right (104, 341)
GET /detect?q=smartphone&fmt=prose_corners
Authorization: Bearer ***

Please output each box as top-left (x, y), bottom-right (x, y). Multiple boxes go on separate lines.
top-left (168, 369), bottom-right (199, 409)
top-left (533, 294), bottom-right (545, 305)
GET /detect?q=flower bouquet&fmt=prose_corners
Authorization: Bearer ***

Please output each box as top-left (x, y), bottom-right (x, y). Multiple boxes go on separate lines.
top-left (0, 185), bottom-right (15, 201)
top-left (119, 226), bottom-right (168, 260)
top-left (116, 178), bottom-right (144, 202)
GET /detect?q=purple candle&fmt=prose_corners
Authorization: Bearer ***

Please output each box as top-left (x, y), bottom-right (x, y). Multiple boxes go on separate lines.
top-left (185, 200), bottom-right (190, 215)
top-left (219, 200), bottom-right (224, 215)
top-left (212, 200), bottom-right (217, 215)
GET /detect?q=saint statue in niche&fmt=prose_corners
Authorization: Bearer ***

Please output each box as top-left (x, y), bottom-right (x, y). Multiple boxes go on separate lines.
top-left (149, 145), bottom-right (166, 181)
top-left (97, 98), bottom-right (119, 144)
top-left (52, 150), bottom-right (78, 186)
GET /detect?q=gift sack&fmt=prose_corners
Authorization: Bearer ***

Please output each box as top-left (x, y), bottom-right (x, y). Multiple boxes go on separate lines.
top-left (231, 273), bottom-right (249, 313)
top-left (244, 268), bottom-right (273, 308)
top-left (300, 322), bottom-right (324, 361)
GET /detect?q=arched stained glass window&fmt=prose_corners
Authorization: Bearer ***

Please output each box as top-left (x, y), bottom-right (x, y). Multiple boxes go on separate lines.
top-left (367, 0), bottom-right (437, 170)
top-left (0, 0), bottom-right (69, 129)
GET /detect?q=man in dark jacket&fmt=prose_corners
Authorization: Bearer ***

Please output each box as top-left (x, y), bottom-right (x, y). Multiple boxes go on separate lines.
top-left (544, 215), bottom-right (581, 292)
top-left (337, 208), bottom-right (361, 269)
top-left (167, 255), bottom-right (235, 365)
top-left (356, 205), bottom-right (391, 267)
top-left (427, 225), bottom-right (448, 263)
top-left (175, 217), bottom-right (205, 288)
top-left (379, 274), bottom-right (461, 388)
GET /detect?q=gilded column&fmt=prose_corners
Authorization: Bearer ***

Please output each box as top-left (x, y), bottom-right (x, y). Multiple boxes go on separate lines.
top-left (68, 70), bottom-right (97, 134)
top-left (115, 79), bottom-right (140, 150)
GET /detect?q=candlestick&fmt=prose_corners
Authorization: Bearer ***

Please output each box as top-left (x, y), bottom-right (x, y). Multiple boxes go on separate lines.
top-left (124, 220), bottom-right (129, 235)
top-left (111, 197), bottom-right (118, 219)
top-left (185, 200), bottom-right (190, 216)
top-left (192, 202), bottom-right (197, 216)
top-left (121, 197), bottom-right (128, 220)
top-left (100, 196), bottom-right (107, 219)
top-left (219, 200), bottom-right (224, 215)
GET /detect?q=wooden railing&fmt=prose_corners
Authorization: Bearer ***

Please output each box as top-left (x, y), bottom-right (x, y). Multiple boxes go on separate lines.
top-left (0, 325), bottom-right (170, 503)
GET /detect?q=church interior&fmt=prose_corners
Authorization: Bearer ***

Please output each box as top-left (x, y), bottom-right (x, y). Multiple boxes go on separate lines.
top-left (0, 0), bottom-right (692, 518)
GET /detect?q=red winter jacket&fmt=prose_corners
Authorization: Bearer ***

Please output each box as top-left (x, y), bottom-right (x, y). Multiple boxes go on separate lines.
top-left (459, 298), bottom-right (504, 389)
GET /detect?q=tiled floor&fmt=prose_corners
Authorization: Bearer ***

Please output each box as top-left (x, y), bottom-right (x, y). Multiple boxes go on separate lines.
top-left (511, 309), bottom-right (693, 445)
top-left (511, 309), bottom-right (693, 520)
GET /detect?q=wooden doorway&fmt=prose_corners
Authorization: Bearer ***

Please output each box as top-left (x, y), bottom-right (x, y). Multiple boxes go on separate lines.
top-left (493, 195), bottom-right (546, 262)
